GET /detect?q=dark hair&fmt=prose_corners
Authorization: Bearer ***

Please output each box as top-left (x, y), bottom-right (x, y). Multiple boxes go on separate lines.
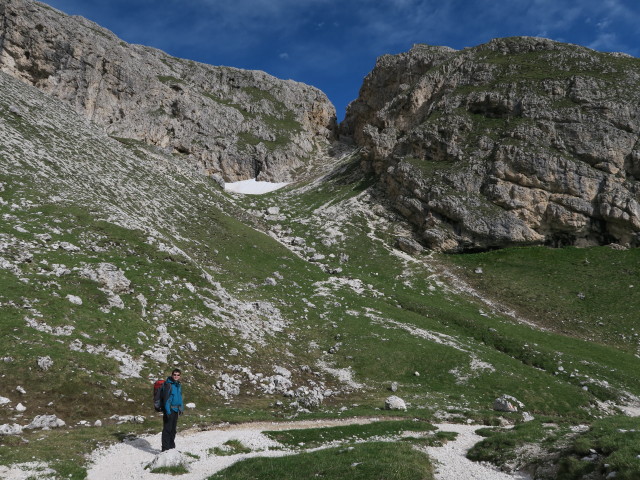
top-left (171, 368), bottom-right (181, 375)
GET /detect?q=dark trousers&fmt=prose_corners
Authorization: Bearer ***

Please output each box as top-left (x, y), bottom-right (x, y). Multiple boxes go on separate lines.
top-left (161, 411), bottom-right (178, 451)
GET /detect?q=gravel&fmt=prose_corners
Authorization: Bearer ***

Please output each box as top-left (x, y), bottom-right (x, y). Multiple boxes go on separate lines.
top-left (422, 423), bottom-right (532, 480)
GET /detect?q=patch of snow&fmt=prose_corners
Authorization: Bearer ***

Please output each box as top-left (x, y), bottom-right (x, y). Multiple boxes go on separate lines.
top-left (225, 179), bottom-right (289, 195)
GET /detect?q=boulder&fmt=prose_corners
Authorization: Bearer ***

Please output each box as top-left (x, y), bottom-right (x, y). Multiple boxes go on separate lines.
top-left (66, 294), bottom-right (83, 305)
top-left (493, 394), bottom-right (524, 412)
top-left (146, 450), bottom-right (193, 472)
top-left (266, 206), bottom-right (280, 215)
top-left (80, 263), bottom-right (131, 294)
top-left (385, 395), bottom-right (407, 411)
top-left (395, 237), bottom-right (424, 255)
top-left (37, 356), bottom-right (53, 371)
top-left (25, 415), bottom-right (65, 430)
top-left (0, 423), bottom-right (23, 435)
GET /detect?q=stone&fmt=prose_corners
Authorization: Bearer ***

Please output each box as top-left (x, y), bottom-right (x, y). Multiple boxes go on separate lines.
top-left (15, 403), bottom-right (26, 412)
top-left (37, 356), bottom-right (53, 371)
top-left (146, 450), bottom-right (193, 472)
top-left (66, 294), bottom-right (83, 305)
top-left (493, 394), bottom-right (524, 412)
top-left (25, 414), bottom-right (66, 430)
top-left (109, 415), bottom-right (145, 424)
top-left (395, 237), bottom-right (424, 255)
top-left (385, 395), bottom-right (407, 411)
top-left (0, 423), bottom-right (23, 435)
top-left (80, 263), bottom-right (131, 294)
top-left (16, 386), bottom-right (26, 394)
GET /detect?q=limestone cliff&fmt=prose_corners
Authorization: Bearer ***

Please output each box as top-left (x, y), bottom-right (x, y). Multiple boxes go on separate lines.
top-left (343, 37), bottom-right (640, 251)
top-left (0, 0), bottom-right (337, 182)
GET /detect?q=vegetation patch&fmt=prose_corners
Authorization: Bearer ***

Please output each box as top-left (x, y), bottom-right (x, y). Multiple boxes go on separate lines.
top-left (157, 75), bottom-right (185, 85)
top-left (207, 442), bottom-right (434, 480)
top-left (149, 465), bottom-right (190, 475)
top-left (265, 420), bottom-right (435, 448)
top-left (557, 416), bottom-right (640, 480)
top-left (209, 440), bottom-right (252, 456)
top-left (447, 246), bottom-right (640, 352)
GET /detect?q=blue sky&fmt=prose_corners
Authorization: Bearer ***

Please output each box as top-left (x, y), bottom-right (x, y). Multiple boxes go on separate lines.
top-left (40, 0), bottom-right (640, 121)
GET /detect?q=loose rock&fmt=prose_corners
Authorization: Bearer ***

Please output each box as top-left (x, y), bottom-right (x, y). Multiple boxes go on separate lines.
top-left (385, 395), bottom-right (407, 411)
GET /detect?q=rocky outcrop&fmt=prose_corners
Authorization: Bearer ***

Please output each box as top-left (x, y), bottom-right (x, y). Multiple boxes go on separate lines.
top-left (0, 0), bottom-right (336, 182)
top-left (343, 37), bottom-right (640, 251)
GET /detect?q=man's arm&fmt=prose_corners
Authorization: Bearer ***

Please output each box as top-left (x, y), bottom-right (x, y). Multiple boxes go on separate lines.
top-left (163, 384), bottom-right (172, 415)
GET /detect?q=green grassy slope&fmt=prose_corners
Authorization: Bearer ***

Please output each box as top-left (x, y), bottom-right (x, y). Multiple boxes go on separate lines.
top-left (1, 70), bottom-right (639, 479)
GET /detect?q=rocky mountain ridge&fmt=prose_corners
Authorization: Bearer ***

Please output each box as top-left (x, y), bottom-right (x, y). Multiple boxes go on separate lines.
top-left (344, 37), bottom-right (640, 251)
top-left (0, 0), bottom-right (336, 182)
top-left (3, 1), bottom-right (640, 252)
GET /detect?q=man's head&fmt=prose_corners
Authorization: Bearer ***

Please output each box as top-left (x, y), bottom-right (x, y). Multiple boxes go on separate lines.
top-left (171, 369), bottom-right (181, 381)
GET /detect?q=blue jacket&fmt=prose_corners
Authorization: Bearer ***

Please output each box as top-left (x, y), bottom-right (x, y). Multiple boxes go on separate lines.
top-left (163, 377), bottom-right (183, 416)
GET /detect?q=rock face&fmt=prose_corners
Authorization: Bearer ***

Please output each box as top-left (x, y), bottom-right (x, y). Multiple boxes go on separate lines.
top-left (343, 37), bottom-right (640, 251)
top-left (0, 0), bottom-right (336, 182)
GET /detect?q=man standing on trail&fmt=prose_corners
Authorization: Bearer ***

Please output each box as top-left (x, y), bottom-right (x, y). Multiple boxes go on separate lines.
top-left (162, 368), bottom-right (184, 452)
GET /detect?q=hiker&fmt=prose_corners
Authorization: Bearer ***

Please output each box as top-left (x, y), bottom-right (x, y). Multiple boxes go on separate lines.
top-left (161, 368), bottom-right (184, 452)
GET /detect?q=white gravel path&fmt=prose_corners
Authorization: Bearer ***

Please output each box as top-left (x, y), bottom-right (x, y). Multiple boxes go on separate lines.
top-left (422, 423), bottom-right (532, 480)
top-left (0, 419), bottom-right (532, 480)
top-left (86, 418), bottom-right (381, 480)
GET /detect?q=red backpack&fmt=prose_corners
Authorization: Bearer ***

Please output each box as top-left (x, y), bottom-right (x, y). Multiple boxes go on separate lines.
top-left (153, 379), bottom-right (168, 412)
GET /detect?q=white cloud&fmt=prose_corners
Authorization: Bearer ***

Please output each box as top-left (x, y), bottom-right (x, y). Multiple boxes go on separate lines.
top-left (588, 32), bottom-right (622, 52)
